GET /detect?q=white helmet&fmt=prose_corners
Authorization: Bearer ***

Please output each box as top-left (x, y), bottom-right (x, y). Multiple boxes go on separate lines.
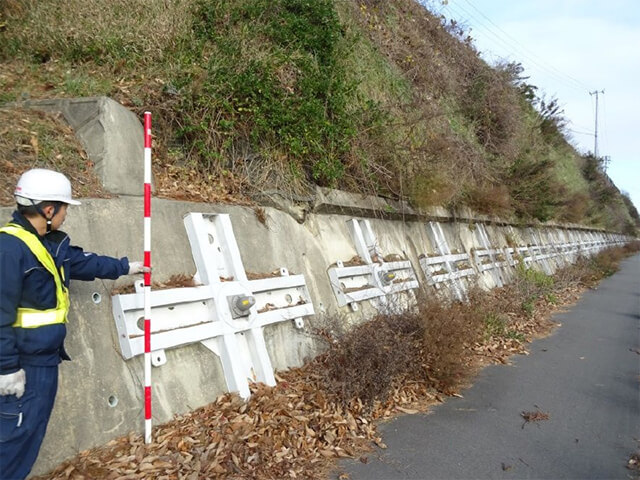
top-left (14, 168), bottom-right (81, 206)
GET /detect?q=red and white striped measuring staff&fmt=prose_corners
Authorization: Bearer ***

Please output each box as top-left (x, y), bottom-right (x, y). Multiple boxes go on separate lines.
top-left (143, 112), bottom-right (152, 444)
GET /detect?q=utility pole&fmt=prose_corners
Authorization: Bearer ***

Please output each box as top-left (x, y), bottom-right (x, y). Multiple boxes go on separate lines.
top-left (589, 89), bottom-right (605, 158)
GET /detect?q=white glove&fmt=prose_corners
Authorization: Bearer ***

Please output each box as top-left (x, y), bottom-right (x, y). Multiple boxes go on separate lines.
top-left (128, 261), bottom-right (151, 275)
top-left (0, 369), bottom-right (26, 398)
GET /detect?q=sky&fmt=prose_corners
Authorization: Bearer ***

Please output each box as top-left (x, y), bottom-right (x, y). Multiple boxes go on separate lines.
top-left (433, 0), bottom-right (640, 211)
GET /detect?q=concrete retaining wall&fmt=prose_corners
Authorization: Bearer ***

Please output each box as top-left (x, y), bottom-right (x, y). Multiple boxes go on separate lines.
top-left (0, 198), bottom-right (627, 476)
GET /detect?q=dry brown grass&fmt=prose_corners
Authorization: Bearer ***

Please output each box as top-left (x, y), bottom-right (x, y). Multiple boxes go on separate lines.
top-left (463, 183), bottom-right (512, 217)
top-left (0, 107), bottom-right (109, 206)
top-left (312, 313), bottom-right (424, 411)
top-left (558, 192), bottom-right (591, 223)
top-left (552, 242), bottom-right (640, 288)
top-left (1, 0), bottom-right (196, 65)
top-left (417, 291), bottom-right (485, 393)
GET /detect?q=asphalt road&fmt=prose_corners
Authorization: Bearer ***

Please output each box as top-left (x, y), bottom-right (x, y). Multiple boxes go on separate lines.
top-left (340, 254), bottom-right (640, 480)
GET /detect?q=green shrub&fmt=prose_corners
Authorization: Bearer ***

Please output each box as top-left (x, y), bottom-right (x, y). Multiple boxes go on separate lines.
top-left (172, 0), bottom-right (385, 187)
top-left (517, 264), bottom-right (554, 289)
top-left (513, 263), bottom-right (554, 316)
top-left (484, 312), bottom-right (507, 339)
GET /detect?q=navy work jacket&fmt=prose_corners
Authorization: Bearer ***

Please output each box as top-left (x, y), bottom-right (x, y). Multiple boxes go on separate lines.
top-left (0, 211), bottom-right (129, 374)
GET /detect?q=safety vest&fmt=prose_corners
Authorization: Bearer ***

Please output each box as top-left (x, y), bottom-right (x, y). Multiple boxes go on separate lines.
top-left (0, 223), bottom-right (69, 328)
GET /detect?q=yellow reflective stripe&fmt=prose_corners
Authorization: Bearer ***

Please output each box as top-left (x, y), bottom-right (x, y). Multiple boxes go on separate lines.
top-left (14, 308), bottom-right (67, 328)
top-left (1, 223), bottom-right (69, 328)
top-left (1, 224), bottom-right (59, 277)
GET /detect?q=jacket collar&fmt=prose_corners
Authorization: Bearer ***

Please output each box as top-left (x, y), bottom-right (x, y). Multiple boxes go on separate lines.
top-left (11, 210), bottom-right (42, 238)
top-left (10, 210), bottom-right (69, 263)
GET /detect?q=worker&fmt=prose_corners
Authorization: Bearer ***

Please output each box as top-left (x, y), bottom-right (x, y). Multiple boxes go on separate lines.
top-left (0, 168), bottom-right (149, 480)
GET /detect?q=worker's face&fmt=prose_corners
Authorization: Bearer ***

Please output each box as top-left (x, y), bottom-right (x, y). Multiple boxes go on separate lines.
top-left (47, 204), bottom-right (68, 230)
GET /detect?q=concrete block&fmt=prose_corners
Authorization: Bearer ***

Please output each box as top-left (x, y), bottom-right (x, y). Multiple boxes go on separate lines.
top-left (25, 97), bottom-right (145, 196)
top-left (312, 187), bottom-right (411, 220)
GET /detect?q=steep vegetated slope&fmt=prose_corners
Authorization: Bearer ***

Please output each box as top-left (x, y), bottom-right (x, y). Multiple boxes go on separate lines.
top-left (1, 0), bottom-right (638, 233)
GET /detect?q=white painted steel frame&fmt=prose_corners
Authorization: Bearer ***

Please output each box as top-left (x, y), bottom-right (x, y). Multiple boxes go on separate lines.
top-left (327, 219), bottom-right (419, 310)
top-left (420, 222), bottom-right (474, 301)
top-left (112, 213), bottom-right (315, 399)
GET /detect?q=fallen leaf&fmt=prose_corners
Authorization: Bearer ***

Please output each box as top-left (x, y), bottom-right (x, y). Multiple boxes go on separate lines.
top-left (396, 407), bottom-right (418, 414)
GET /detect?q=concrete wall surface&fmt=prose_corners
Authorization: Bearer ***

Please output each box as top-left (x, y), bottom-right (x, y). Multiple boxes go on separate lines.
top-left (0, 197), bottom-right (629, 476)
top-left (23, 97), bottom-right (145, 196)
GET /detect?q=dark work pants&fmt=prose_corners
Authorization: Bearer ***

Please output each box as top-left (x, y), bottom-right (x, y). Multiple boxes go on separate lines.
top-left (0, 365), bottom-right (59, 480)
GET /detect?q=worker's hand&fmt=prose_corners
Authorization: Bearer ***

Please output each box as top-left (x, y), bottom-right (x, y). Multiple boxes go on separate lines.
top-left (0, 369), bottom-right (26, 398)
top-left (128, 261), bottom-right (151, 275)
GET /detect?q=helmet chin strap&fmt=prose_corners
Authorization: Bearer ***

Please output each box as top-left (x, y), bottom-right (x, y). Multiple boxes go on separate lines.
top-left (31, 200), bottom-right (62, 233)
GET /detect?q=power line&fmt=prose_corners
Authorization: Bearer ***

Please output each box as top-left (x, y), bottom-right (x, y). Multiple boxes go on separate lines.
top-left (460, 0), bottom-right (591, 91)
top-left (568, 120), bottom-right (595, 133)
top-left (441, 1), bottom-right (590, 93)
top-left (567, 129), bottom-right (594, 136)
top-left (444, 2), bottom-right (585, 92)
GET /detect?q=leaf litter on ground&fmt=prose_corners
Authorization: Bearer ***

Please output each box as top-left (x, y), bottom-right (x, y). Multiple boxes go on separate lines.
top-left (31, 248), bottom-right (639, 479)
